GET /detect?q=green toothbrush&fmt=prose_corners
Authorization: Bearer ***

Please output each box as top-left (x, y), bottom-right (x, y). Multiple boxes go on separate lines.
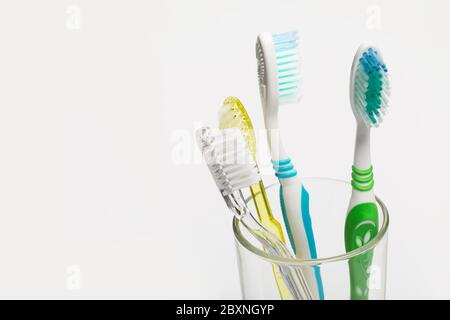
top-left (345, 44), bottom-right (390, 300)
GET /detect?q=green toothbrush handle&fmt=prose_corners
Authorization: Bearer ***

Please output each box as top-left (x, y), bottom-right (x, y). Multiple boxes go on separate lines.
top-left (344, 202), bottom-right (379, 300)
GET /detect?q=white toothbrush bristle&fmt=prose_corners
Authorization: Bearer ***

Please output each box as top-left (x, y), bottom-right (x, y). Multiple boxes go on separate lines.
top-left (196, 127), bottom-right (260, 196)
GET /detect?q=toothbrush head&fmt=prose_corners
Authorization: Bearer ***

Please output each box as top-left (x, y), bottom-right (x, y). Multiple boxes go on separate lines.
top-left (196, 127), bottom-right (260, 196)
top-left (218, 97), bottom-right (257, 161)
top-left (350, 44), bottom-right (390, 128)
top-left (256, 30), bottom-right (302, 110)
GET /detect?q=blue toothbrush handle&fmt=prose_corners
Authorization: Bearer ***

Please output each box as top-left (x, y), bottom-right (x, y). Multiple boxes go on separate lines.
top-left (278, 184), bottom-right (324, 299)
top-left (274, 158), bottom-right (324, 299)
top-left (300, 186), bottom-right (324, 300)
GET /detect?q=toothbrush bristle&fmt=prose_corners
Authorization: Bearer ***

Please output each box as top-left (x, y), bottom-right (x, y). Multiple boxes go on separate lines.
top-left (353, 47), bottom-right (390, 127)
top-left (196, 127), bottom-right (260, 196)
top-left (273, 31), bottom-right (301, 104)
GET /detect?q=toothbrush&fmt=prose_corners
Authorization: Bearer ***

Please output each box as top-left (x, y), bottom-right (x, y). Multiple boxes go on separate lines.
top-left (196, 126), bottom-right (313, 300)
top-left (345, 44), bottom-right (390, 300)
top-left (219, 96), bottom-right (292, 299)
top-left (256, 30), bottom-right (324, 299)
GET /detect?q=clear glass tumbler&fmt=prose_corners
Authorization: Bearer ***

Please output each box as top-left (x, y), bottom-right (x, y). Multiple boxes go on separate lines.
top-left (233, 177), bottom-right (389, 300)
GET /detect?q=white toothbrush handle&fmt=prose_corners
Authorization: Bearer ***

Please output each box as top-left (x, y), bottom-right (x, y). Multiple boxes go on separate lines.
top-left (350, 124), bottom-right (376, 208)
top-left (353, 124), bottom-right (371, 171)
top-left (272, 158), bottom-right (324, 299)
top-left (279, 178), bottom-right (308, 257)
top-left (279, 177), bottom-right (321, 298)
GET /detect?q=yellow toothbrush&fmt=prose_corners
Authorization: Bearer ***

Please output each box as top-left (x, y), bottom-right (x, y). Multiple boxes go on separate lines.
top-left (219, 96), bottom-right (291, 299)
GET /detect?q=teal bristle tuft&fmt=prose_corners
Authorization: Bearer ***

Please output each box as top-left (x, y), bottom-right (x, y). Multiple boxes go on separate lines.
top-left (272, 31), bottom-right (301, 104)
top-left (354, 47), bottom-right (390, 127)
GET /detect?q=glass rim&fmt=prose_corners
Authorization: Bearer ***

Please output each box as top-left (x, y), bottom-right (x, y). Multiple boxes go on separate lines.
top-left (232, 177), bottom-right (390, 267)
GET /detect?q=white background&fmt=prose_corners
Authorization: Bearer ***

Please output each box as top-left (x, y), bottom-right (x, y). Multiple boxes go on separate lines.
top-left (0, 0), bottom-right (449, 299)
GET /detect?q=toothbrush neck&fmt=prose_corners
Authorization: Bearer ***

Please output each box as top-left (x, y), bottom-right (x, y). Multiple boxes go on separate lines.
top-left (353, 124), bottom-right (372, 170)
top-left (265, 113), bottom-right (288, 161)
top-left (226, 191), bottom-right (250, 219)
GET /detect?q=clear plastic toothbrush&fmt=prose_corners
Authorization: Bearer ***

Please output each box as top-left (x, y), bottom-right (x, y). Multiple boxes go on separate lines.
top-left (196, 126), bottom-right (313, 300)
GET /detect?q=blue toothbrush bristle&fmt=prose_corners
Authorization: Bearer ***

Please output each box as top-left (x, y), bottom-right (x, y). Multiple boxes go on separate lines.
top-left (354, 47), bottom-right (390, 127)
top-left (272, 31), bottom-right (301, 103)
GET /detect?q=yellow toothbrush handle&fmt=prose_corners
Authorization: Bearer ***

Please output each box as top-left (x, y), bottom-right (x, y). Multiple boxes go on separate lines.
top-left (250, 181), bottom-right (286, 242)
top-left (250, 180), bottom-right (291, 299)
